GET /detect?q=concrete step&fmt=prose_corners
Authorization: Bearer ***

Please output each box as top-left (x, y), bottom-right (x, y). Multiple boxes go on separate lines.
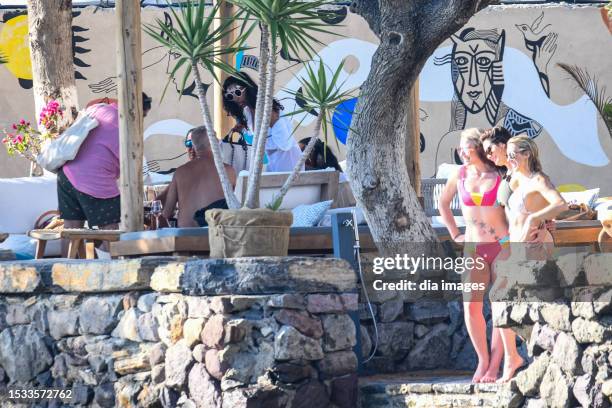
top-left (359, 371), bottom-right (501, 408)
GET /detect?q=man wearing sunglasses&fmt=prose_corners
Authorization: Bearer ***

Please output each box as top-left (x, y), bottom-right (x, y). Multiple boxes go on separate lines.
top-left (161, 126), bottom-right (236, 228)
top-left (184, 129), bottom-right (196, 161)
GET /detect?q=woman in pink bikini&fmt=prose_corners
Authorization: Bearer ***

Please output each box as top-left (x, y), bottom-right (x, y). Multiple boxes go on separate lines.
top-left (439, 128), bottom-right (508, 383)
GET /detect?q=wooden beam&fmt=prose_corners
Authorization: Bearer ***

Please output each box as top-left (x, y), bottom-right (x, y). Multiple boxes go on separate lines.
top-left (117, 0), bottom-right (144, 232)
top-left (213, 0), bottom-right (235, 140)
top-left (406, 79), bottom-right (421, 196)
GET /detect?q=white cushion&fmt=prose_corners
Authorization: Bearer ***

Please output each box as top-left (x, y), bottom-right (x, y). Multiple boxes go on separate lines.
top-left (292, 200), bottom-right (333, 227)
top-left (560, 188), bottom-right (600, 209)
top-left (0, 175), bottom-right (58, 234)
top-left (234, 169), bottom-right (335, 210)
top-left (436, 163), bottom-right (460, 179)
top-left (0, 234), bottom-right (36, 259)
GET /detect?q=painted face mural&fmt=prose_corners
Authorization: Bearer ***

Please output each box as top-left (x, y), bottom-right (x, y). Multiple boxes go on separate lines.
top-left (449, 28), bottom-right (505, 124)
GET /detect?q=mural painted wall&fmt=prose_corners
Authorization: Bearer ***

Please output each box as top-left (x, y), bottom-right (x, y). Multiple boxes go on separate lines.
top-left (0, 5), bottom-right (611, 194)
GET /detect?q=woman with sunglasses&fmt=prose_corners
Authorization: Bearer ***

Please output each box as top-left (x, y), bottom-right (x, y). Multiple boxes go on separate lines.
top-left (438, 128), bottom-right (508, 383)
top-left (489, 134), bottom-right (567, 382)
top-left (222, 73), bottom-right (303, 172)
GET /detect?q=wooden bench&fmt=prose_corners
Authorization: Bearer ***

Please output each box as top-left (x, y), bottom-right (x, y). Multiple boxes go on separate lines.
top-left (29, 229), bottom-right (121, 259)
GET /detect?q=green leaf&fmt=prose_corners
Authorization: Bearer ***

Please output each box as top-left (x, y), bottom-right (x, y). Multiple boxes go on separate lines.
top-left (145, 0), bottom-right (248, 99)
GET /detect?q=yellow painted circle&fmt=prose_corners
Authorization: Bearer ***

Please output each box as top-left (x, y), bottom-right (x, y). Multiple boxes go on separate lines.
top-left (0, 15), bottom-right (33, 80)
top-left (557, 184), bottom-right (587, 193)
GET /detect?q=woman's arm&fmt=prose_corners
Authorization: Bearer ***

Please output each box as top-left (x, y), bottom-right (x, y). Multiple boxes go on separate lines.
top-left (520, 174), bottom-right (568, 241)
top-left (438, 170), bottom-right (463, 242)
top-left (528, 174), bottom-right (568, 223)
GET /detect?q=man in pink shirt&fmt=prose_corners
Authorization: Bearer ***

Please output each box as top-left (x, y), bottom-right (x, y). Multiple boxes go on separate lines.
top-left (57, 94), bottom-right (152, 230)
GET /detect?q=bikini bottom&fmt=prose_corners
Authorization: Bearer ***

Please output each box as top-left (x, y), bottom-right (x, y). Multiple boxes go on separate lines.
top-left (465, 236), bottom-right (510, 267)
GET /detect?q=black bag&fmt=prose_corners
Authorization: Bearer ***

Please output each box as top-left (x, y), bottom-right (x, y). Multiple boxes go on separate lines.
top-left (221, 131), bottom-right (251, 173)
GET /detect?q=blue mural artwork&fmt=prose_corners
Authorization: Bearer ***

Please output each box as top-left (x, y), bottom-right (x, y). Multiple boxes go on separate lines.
top-left (332, 97), bottom-right (357, 145)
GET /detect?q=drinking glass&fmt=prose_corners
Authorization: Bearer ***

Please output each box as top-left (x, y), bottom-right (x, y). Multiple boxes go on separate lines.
top-left (151, 200), bottom-right (163, 230)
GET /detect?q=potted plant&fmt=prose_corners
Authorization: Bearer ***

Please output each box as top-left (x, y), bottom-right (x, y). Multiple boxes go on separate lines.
top-left (146, 0), bottom-right (352, 257)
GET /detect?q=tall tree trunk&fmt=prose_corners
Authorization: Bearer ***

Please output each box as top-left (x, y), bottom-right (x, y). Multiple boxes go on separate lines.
top-left (347, 0), bottom-right (491, 255)
top-left (27, 0), bottom-right (79, 126)
top-left (245, 43), bottom-right (277, 209)
top-left (27, 0), bottom-right (78, 176)
top-left (193, 62), bottom-right (241, 209)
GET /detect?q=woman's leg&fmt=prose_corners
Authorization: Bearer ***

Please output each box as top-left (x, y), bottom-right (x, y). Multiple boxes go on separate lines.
top-left (497, 326), bottom-right (524, 383)
top-left (462, 260), bottom-right (492, 383)
top-left (481, 327), bottom-right (503, 382)
top-left (481, 255), bottom-right (506, 383)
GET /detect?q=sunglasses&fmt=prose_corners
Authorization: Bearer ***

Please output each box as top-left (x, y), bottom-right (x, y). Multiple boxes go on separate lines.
top-left (224, 87), bottom-right (244, 101)
top-left (184, 138), bottom-right (193, 148)
top-left (507, 151), bottom-right (521, 160)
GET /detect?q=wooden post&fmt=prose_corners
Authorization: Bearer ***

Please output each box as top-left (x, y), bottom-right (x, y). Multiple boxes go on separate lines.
top-left (406, 79), bottom-right (421, 196)
top-left (213, 0), bottom-right (235, 140)
top-left (117, 0), bottom-right (143, 232)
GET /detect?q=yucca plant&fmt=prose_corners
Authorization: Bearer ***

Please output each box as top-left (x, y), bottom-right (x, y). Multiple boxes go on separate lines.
top-left (147, 0), bottom-right (341, 211)
top-left (226, 0), bottom-right (338, 208)
top-left (144, 1), bottom-right (249, 209)
top-left (267, 60), bottom-right (355, 210)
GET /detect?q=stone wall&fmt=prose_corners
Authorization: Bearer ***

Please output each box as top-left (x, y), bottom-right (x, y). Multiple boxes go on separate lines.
top-left (357, 253), bottom-right (489, 374)
top-left (491, 252), bottom-right (612, 408)
top-left (0, 257), bottom-right (359, 408)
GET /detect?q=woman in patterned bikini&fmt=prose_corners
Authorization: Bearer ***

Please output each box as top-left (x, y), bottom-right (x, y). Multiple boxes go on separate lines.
top-left (439, 128), bottom-right (508, 383)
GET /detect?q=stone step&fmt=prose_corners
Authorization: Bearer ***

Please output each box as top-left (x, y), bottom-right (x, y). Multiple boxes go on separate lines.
top-left (360, 371), bottom-right (501, 408)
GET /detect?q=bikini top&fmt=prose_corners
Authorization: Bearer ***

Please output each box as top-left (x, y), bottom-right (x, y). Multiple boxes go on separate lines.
top-left (507, 186), bottom-right (531, 216)
top-left (457, 165), bottom-right (501, 207)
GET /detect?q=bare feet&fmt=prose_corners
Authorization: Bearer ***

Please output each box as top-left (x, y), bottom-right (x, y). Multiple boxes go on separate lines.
top-left (480, 365), bottom-right (500, 383)
top-left (472, 359), bottom-right (489, 383)
top-left (496, 355), bottom-right (524, 383)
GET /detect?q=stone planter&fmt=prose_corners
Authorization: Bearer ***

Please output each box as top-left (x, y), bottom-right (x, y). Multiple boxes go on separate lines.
top-left (206, 208), bottom-right (293, 258)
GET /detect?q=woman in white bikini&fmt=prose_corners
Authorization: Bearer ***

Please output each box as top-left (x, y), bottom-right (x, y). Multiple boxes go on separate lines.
top-left (493, 134), bottom-right (567, 382)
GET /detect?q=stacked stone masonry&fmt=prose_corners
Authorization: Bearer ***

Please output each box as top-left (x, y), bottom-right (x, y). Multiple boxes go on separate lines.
top-left (490, 251), bottom-right (612, 408)
top-left (0, 257), bottom-right (359, 408)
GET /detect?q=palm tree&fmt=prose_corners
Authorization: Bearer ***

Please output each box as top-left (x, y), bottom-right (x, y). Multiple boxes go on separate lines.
top-left (146, 0), bottom-right (339, 209)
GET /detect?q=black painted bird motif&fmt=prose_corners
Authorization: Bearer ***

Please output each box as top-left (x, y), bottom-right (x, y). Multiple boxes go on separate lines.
top-left (515, 12), bottom-right (557, 98)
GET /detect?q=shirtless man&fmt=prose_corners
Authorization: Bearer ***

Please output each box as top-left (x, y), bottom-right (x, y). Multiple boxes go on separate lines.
top-left (161, 126), bottom-right (236, 227)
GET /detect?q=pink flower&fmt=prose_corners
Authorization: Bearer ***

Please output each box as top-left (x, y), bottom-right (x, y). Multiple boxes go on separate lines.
top-left (15, 135), bottom-right (23, 143)
top-left (19, 119), bottom-right (25, 125)
top-left (12, 124), bottom-right (17, 130)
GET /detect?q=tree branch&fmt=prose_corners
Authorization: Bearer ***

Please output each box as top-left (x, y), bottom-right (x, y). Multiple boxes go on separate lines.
top-left (350, 0), bottom-right (381, 36)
